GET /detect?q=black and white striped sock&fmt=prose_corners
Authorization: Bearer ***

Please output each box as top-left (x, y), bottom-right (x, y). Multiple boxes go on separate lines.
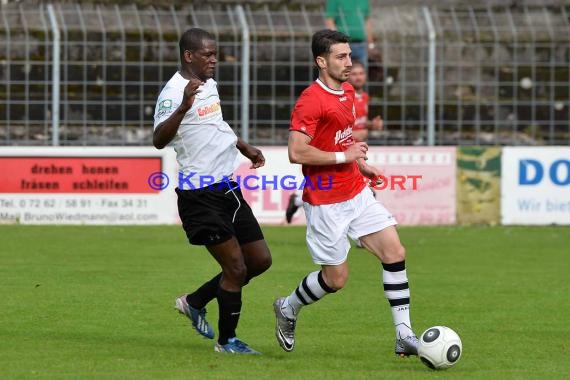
top-left (383, 261), bottom-right (414, 338)
top-left (282, 271), bottom-right (336, 319)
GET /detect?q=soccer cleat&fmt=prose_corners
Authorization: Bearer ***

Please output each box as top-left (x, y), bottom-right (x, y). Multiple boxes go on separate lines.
top-left (175, 294), bottom-right (215, 339)
top-left (214, 337), bottom-right (261, 355)
top-left (285, 193), bottom-right (300, 224)
top-left (395, 335), bottom-right (419, 357)
top-left (273, 297), bottom-right (297, 352)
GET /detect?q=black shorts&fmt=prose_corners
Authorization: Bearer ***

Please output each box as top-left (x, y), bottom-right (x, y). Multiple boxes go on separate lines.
top-left (175, 182), bottom-right (264, 246)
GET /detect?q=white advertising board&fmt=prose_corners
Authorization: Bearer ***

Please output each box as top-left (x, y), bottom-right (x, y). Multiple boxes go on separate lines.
top-left (0, 147), bottom-right (179, 225)
top-left (501, 147), bottom-right (570, 225)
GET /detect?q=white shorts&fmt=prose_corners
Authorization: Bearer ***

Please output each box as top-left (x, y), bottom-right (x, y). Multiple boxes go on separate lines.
top-left (303, 187), bottom-right (398, 266)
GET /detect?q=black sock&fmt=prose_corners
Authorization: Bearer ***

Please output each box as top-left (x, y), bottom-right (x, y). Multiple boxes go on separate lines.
top-left (186, 273), bottom-right (222, 309)
top-left (216, 287), bottom-right (242, 345)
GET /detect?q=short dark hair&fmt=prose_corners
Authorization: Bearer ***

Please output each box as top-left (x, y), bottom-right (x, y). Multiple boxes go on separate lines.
top-left (311, 29), bottom-right (350, 61)
top-left (179, 28), bottom-right (214, 58)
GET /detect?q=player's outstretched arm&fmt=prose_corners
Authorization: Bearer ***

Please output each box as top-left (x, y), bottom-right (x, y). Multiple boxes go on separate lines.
top-left (288, 131), bottom-right (368, 165)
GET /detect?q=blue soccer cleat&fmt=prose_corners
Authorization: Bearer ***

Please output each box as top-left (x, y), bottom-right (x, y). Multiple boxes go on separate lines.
top-left (175, 294), bottom-right (215, 339)
top-left (214, 337), bottom-right (261, 355)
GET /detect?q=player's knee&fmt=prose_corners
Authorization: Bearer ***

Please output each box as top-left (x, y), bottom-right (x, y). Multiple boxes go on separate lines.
top-left (387, 244), bottom-right (406, 262)
top-left (224, 263), bottom-right (248, 286)
top-left (247, 250), bottom-right (272, 277)
top-left (326, 271), bottom-right (349, 291)
top-left (258, 253), bottom-right (272, 273)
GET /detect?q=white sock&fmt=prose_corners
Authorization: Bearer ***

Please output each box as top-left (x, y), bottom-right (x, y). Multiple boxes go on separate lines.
top-left (382, 261), bottom-right (414, 339)
top-left (282, 270), bottom-right (336, 319)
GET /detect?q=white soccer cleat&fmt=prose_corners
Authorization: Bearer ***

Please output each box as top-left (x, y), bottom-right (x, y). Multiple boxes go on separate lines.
top-left (395, 335), bottom-right (419, 357)
top-left (273, 297), bottom-right (297, 352)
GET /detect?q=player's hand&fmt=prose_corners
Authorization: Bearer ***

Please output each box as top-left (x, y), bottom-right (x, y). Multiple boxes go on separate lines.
top-left (344, 142), bottom-right (368, 162)
top-left (370, 115), bottom-right (384, 131)
top-left (240, 144), bottom-right (266, 169)
top-left (181, 77), bottom-right (204, 109)
top-left (359, 162), bottom-right (384, 186)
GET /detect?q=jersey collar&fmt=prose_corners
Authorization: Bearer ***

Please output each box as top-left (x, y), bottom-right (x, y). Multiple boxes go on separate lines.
top-left (315, 78), bottom-right (344, 95)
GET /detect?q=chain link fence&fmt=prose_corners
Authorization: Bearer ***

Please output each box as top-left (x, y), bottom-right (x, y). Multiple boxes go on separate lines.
top-left (1, 1), bottom-right (569, 146)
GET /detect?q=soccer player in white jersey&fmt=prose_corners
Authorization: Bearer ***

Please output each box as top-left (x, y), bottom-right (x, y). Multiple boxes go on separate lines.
top-left (153, 28), bottom-right (272, 355)
top-left (273, 29), bottom-right (419, 357)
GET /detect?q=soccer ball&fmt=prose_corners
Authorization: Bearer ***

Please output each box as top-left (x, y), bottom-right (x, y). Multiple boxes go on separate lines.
top-left (418, 326), bottom-right (462, 370)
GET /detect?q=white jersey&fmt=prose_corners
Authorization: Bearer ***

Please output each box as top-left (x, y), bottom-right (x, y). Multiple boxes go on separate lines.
top-left (153, 73), bottom-right (240, 189)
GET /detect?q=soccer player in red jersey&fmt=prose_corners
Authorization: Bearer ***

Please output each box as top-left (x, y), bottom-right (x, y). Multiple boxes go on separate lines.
top-left (284, 60), bottom-right (383, 223)
top-left (273, 29), bottom-right (419, 357)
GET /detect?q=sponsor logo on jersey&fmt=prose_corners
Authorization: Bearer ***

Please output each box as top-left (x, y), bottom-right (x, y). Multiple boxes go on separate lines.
top-left (334, 125), bottom-right (353, 145)
top-left (197, 102), bottom-right (222, 120)
top-left (158, 99), bottom-right (172, 111)
top-left (156, 99), bottom-right (173, 118)
top-left (339, 96), bottom-right (348, 102)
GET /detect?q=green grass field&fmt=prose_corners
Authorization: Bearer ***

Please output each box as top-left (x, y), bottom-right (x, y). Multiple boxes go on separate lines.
top-left (1, 225), bottom-right (569, 380)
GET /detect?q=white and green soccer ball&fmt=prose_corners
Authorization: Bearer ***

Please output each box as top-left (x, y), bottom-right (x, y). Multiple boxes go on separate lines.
top-left (418, 326), bottom-right (462, 370)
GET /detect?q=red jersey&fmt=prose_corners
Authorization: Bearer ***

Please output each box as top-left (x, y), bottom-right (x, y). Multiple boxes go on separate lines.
top-left (290, 79), bottom-right (367, 205)
top-left (353, 91), bottom-right (369, 131)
